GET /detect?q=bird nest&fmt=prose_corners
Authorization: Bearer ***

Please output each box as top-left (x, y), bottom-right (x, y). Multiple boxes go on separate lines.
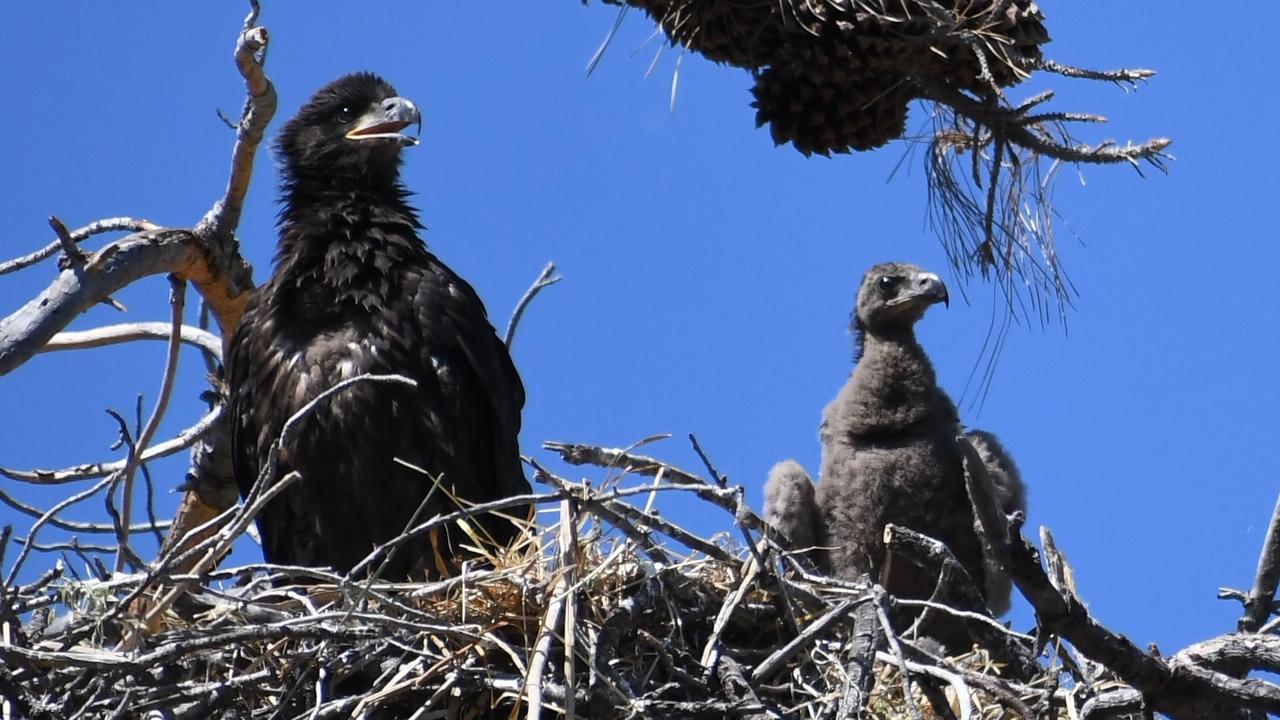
top-left (2, 438), bottom-right (1096, 719)
top-left (590, 0), bottom-right (1171, 324)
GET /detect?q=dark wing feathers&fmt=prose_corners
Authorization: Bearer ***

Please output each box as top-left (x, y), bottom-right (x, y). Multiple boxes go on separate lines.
top-left (228, 229), bottom-right (529, 578)
top-left (408, 255), bottom-right (527, 499)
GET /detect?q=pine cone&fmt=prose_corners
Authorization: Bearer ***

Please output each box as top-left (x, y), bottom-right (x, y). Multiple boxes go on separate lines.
top-left (751, 61), bottom-right (912, 155)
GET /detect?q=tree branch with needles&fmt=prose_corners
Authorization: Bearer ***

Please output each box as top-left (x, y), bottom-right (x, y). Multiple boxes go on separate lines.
top-left (589, 0), bottom-right (1171, 324)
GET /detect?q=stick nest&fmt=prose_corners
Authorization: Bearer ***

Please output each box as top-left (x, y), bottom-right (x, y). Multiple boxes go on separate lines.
top-left (2, 440), bottom-right (1092, 719)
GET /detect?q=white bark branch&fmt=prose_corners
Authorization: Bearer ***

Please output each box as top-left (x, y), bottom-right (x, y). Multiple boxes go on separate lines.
top-left (0, 404), bottom-right (222, 485)
top-left (40, 322), bottom-right (222, 362)
top-left (115, 278), bottom-right (187, 573)
top-left (0, 229), bottom-right (197, 376)
top-left (0, 217), bottom-right (158, 277)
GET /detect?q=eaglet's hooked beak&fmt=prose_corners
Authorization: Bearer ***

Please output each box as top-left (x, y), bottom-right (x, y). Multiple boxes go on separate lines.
top-left (345, 96), bottom-right (422, 146)
top-left (888, 271), bottom-right (950, 309)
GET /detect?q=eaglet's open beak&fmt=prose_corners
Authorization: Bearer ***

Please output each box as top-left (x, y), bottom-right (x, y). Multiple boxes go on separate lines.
top-left (345, 96), bottom-right (422, 146)
top-left (887, 272), bottom-right (950, 309)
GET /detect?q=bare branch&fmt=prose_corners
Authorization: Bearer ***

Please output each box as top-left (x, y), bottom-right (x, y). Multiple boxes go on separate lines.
top-left (0, 484), bottom-right (171, 534)
top-left (874, 650), bottom-right (974, 720)
top-left (545, 440), bottom-right (705, 487)
top-left (280, 374), bottom-right (417, 447)
top-left (114, 278), bottom-right (187, 573)
top-left (1079, 688), bottom-right (1146, 719)
top-left (48, 216), bottom-right (87, 269)
top-left (0, 217), bottom-right (158, 277)
top-left (40, 322), bottom-right (222, 362)
top-left (543, 440), bottom-right (790, 547)
top-left (125, 470), bottom-right (304, 645)
top-left (1239, 492), bottom-right (1280, 633)
top-left (524, 500), bottom-right (573, 720)
top-left (835, 590), bottom-right (884, 718)
top-left (534, 460), bottom-right (732, 563)
top-left (4, 475), bottom-right (116, 587)
top-left (960, 435), bottom-right (1280, 717)
top-left (135, 13), bottom-right (278, 587)
top-left (919, 84), bottom-right (1172, 168)
top-left (752, 597), bottom-right (863, 683)
top-left (1174, 634), bottom-right (1280, 675)
top-left (0, 404), bottom-right (222, 485)
top-left (125, 373), bottom-right (419, 640)
top-left (100, 411), bottom-right (148, 574)
top-left (0, 229), bottom-right (196, 376)
top-left (875, 594), bottom-right (926, 720)
top-left (193, 21), bottom-right (276, 245)
top-left (504, 261), bottom-right (561, 349)
top-left (1035, 59), bottom-right (1156, 85)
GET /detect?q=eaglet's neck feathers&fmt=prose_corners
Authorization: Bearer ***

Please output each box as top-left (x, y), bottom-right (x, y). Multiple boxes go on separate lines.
top-left (827, 328), bottom-right (956, 440)
top-left (272, 193), bottom-right (422, 315)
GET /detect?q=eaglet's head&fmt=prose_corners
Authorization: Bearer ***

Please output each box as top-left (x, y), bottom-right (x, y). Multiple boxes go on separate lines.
top-left (276, 72), bottom-right (422, 191)
top-left (854, 262), bottom-right (949, 333)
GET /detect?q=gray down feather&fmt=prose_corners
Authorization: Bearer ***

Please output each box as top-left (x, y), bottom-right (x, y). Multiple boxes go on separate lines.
top-left (764, 262), bottom-right (1027, 641)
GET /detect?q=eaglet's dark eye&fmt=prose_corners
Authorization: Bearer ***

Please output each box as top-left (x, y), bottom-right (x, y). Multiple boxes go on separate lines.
top-left (335, 105), bottom-right (356, 123)
top-left (877, 275), bottom-right (901, 294)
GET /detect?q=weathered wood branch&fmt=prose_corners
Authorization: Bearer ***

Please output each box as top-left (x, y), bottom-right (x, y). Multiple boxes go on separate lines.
top-left (960, 435), bottom-right (1280, 718)
top-left (883, 523), bottom-right (987, 613)
top-left (836, 590), bottom-right (884, 720)
top-left (138, 8), bottom-right (276, 580)
top-left (192, 17), bottom-right (275, 255)
top-left (883, 523), bottom-right (1040, 680)
top-left (1239, 492), bottom-right (1280, 633)
top-left (0, 230), bottom-right (195, 376)
top-left (0, 484), bottom-right (170, 534)
top-left (0, 218), bottom-right (158, 277)
top-left (0, 10), bottom-right (273, 623)
top-left (115, 278), bottom-right (187, 573)
top-left (543, 440), bottom-right (780, 543)
top-left (0, 405), bottom-right (222, 486)
top-left (40, 322), bottom-right (222, 362)
top-left (751, 597), bottom-right (862, 683)
top-left (0, 197), bottom-right (254, 380)
top-left (1174, 634), bottom-right (1280, 675)
top-left (504, 261), bottom-right (561, 349)
top-left (1035, 59), bottom-right (1156, 85)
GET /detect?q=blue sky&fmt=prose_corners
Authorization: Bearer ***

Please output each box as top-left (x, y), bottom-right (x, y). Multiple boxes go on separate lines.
top-left (2, 2), bottom-right (1278, 656)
